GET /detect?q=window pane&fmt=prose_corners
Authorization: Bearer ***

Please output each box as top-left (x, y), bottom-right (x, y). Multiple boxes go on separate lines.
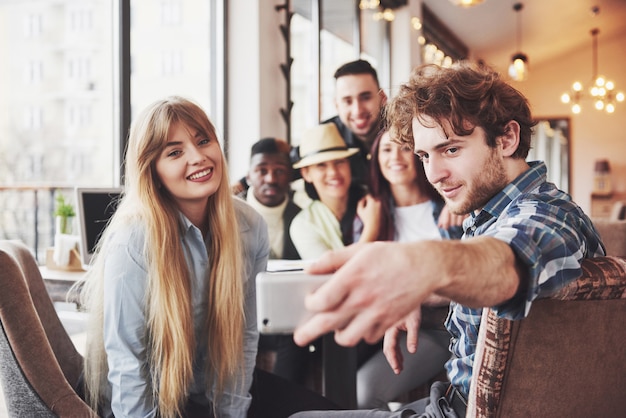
top-left (130, 0), bottom-right (213, 123)
top-left (0, 0), bottom-right (115, 186)
top-left (320, 0), bottom-right (357, 121)
top-left (291, 10), bottom-right (315, 144)
top-left (0, 0), bottom-right (116, 258)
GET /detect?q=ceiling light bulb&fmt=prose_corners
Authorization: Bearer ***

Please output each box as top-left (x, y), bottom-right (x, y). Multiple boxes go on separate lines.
top-left (606, 103), bottom-right (615, 113)
top-left (572, 82), bottom-right (583, 92)
top-left (561, 93), bottom-right (571, 104)
top-left (605, 81), bottom-right (615, 90)
top-left (595, 76), bottom-right (606, 87)
top-left (411, 17), bottom-right (422, 30)
top-left (595, 100), bottom-right (604, 110)
top-left (359, 0), bottom-right (380, 9)
top-left (508, 54), bottom-right (528, 81)
top-left (449, 0), bottom-right (486, 7)
top-left (572, 104), bottom-right (581, 114)
top-left (616, 92), bottom-right (625, 102)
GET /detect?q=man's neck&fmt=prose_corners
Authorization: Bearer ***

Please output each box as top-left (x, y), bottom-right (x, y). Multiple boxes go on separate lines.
top-left (356, 128), bottom-right (378, 150)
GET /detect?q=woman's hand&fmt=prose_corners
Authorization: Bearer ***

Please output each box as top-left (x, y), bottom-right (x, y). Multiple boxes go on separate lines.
top-left (383, 308), bottom-right (422, 375)
top-left (437, 204), bottom-right (467, 229)
top-left (356, 194), bottom-right (382, 242)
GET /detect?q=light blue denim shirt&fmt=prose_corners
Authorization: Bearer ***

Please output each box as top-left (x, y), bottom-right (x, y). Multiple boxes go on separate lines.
top-left (102, 197), bottom-right (268, 417)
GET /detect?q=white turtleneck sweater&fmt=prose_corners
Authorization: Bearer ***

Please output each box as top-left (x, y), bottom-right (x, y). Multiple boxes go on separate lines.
top-left (246, 188), bottom-right (288, 259)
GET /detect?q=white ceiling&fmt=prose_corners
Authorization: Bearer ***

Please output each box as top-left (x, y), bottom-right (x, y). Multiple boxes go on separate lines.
top-left (421, 0), bottom-right (626, 73)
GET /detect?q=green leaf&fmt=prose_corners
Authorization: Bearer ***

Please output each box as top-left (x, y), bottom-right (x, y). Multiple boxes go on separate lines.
top-left (54, 194), bottom-right (76, 218)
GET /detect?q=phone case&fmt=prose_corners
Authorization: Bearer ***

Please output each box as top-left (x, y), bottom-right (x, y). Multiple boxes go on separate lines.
top-left (256, 270), bottom-right (331, 334)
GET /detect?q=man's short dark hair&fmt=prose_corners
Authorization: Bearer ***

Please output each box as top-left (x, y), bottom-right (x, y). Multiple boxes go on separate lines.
top-left (250, 137), bottom-right (291, 159)
top-left (334, 59), bottom-right (379, 87)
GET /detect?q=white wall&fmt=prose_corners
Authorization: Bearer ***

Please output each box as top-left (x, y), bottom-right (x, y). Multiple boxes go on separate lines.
top-left (227, 0), bottom-right (287, 181)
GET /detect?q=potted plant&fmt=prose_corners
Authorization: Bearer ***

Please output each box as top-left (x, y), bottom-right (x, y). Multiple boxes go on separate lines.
top-left (54, 194), bottom-right (76, 235)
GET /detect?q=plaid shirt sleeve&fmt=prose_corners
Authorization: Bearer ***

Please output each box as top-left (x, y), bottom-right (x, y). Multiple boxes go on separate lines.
top-left (480, 184), bottom-right (606, 320)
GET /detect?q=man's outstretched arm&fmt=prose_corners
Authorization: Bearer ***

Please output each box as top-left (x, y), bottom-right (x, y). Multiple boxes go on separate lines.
top-left (293, 236), bottom-right (522, 347)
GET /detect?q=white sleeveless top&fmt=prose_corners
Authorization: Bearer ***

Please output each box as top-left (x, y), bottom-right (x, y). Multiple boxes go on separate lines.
top-left (394, 201), bottom-right (442, 243)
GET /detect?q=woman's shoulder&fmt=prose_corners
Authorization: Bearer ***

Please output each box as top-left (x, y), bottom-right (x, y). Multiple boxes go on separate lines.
top-left (293, 200), bottom-right (326, 219)
top-left (107, 218), bottom-right (147, 248)
top-left (292, 201), bottom-right (337, 231)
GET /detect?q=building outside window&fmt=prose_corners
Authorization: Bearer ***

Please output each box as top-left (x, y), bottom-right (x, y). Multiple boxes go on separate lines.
top-left (0, 0), bottom-right (221, 260)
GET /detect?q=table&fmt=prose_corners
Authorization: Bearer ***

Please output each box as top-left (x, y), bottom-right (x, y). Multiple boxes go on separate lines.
top-left (39, 266), bottom-right (86, 303)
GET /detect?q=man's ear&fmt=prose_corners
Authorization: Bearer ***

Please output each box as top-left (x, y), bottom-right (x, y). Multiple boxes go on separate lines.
top-left (379, 89), bottom-right (388, 106)
top-left (500, 120), bottom-right (521, 157)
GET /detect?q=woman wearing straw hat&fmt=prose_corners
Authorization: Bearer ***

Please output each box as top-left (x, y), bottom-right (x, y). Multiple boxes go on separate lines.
top-left (290, 123), bottom-right (382, 260)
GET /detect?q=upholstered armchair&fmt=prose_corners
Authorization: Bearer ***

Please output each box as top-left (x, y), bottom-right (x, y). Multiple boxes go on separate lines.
top-left (467, 256), bottom-right (626, 417)
top-left (0, 240), bottom-right (97, 417)
top-left (592, 219), bottom-right (626, 257)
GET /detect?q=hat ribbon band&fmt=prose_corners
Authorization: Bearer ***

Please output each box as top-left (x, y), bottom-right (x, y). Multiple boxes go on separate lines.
top-left (299, 146), bottom-right (350, 160)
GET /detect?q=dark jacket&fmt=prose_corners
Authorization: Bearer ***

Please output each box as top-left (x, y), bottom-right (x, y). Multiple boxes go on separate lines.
top-left (280, 197), bottom-right (302, 260)
top-left (321, 115), bottom-right (372, 186)
top-left (238, 190), bottom-right (301, 260)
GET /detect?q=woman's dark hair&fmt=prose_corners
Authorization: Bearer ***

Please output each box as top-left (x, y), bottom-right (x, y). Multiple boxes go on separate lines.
top-left (368, 128), bottom-right (442, 241)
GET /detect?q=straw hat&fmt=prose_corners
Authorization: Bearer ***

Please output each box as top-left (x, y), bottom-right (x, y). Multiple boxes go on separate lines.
top-left (293, 123), bottom-right (359, 169)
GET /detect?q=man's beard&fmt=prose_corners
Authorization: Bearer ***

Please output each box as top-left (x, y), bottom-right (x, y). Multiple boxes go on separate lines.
top-left (442, 149), bottom-right (509, 215)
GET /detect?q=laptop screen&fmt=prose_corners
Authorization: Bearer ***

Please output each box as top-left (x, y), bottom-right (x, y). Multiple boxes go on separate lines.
top-left (75, 187), bottom-right (122, 267)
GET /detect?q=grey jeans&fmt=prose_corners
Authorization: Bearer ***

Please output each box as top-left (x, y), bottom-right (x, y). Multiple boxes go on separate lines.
top-left (289, 381), bottom-right (463, 418)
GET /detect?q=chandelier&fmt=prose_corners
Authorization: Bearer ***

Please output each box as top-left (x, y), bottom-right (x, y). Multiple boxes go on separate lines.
top-left (508, 3), bottom-right (529, 81)
top-left (448, 0), bottom-right (486, 7)
top-left (561, 28), bottom-right (624, 114)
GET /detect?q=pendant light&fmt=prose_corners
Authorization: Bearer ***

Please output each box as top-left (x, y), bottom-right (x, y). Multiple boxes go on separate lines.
top-left (508, 2), bottom-right (529, 81)
top-left (561, 26), bottom-right (624, 114)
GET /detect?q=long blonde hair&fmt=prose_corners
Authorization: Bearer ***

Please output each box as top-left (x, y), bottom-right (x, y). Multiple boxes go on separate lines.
top-left (80, 96), bottom-right (244, 418)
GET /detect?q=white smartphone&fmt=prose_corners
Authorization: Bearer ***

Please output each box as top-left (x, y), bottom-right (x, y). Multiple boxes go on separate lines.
top-left (256, 270), bottom-right (332, 334)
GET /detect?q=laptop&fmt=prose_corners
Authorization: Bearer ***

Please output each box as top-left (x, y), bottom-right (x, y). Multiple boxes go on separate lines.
top-left (75, 187), bottom-right (123, 268)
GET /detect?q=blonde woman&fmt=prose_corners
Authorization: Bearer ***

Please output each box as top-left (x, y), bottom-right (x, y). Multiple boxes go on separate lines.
top-left (79, 96), bottom-right (268, 418)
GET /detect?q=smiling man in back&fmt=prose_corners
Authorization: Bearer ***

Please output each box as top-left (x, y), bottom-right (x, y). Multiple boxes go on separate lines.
top-left (322, 59), bottom-right (387, 184)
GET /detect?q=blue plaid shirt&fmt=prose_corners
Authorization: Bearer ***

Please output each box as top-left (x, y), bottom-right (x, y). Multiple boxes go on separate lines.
top-left (444, 161), bottom-right (605, 397)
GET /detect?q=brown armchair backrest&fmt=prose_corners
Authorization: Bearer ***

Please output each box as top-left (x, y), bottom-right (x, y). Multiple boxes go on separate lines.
top-left (0, 240), bottom-right (97, 417)
top-left (467, 256), bottom-right (626, 418)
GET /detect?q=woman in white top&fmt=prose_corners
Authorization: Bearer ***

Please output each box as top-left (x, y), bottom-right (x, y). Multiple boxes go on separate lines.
top-left (356, 129), bottom-right (464, 409)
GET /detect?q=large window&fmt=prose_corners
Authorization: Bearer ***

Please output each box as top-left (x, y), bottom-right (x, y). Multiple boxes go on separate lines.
top-left (130, 0), bottom-right (215, 122)
top-left (290, 0), bottom-right (389, 145)
top-left (0, 0), bottom-right (115, 187)
top-left (0, 0), bottom-right (223, 259)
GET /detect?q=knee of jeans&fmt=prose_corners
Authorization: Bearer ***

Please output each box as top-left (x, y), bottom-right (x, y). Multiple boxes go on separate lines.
top-left (357, 383), bottom-right (388, 410)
